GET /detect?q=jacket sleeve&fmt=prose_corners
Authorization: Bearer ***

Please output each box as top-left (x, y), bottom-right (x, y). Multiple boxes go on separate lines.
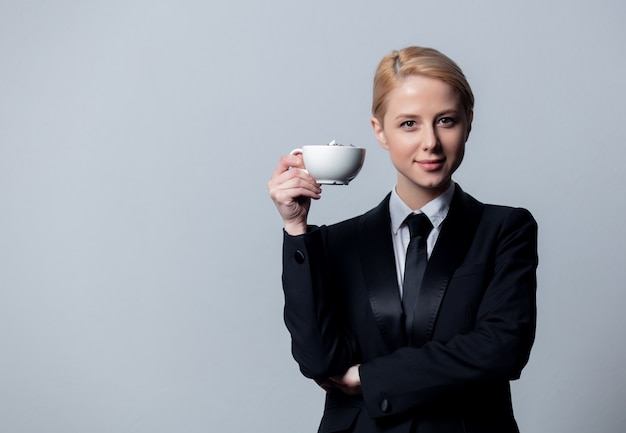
top-left (282, 226), bottom-right (357, 379)
top-left (359, 208), bottom-right (538, 418)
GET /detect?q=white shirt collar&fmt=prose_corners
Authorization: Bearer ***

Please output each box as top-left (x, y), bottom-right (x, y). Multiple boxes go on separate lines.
top-left (389, 182), bottom-right (456, 234)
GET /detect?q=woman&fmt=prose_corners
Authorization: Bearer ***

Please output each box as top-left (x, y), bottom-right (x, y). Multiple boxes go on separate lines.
top-left (268, 46), bottom-right (538, 433)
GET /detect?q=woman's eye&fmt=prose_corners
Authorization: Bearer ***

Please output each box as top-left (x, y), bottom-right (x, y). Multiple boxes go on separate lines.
top-left (400, 120), bottom-right (416, 128)
top-left (438, 117), bottom-right (456, 126)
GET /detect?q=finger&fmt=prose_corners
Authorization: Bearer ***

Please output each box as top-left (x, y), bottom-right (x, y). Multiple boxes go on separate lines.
top-left (271, 154), bottom-right (306, 179)
top-left (314, 378), bottom-right (335, 393)
top-left (270, 163), bottom-right (315, 186)
top-left (269, 171), bottom-right (318, 200)
top-left (329, 376), bottom-right (344, 385)
top-left (271, 183), bottom-right (320, 208)
top-left (269, 170), bottom-right (321, 201)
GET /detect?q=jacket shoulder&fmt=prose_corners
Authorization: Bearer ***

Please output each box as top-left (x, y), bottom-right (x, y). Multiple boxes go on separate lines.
top-left (456, 187), bottom-right (536, 227)
top-left (326, 193), bottom-right (391, 231)
top-left (481, 203), bottom-right (537, 229)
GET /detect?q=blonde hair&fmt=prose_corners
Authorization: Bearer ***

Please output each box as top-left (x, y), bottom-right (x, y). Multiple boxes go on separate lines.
top-left (372, 46), bottom-right (474, 123)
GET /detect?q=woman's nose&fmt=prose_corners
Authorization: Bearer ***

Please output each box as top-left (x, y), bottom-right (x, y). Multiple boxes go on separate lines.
top-left (421, 126), bottom-right (439, 151)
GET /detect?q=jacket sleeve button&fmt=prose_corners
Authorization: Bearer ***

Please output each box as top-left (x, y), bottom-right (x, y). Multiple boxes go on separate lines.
top-left (379, 398), bottom-right (391, 413)
top-left (294, 250), bottom-right (305, 264)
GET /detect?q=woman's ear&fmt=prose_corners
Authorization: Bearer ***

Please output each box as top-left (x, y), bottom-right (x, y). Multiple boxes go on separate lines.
top-left (465, 110), bottom-right (473, 141)
top-left (371, 117), bottom-right (388, 149)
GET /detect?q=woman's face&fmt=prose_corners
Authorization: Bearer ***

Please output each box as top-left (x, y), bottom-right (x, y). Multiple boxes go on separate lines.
top-left (372, 74), bottom-right (472, 209)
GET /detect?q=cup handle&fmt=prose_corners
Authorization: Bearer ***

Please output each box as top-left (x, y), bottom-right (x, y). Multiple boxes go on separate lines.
top-left (289, 148), bottom-right (308, 173)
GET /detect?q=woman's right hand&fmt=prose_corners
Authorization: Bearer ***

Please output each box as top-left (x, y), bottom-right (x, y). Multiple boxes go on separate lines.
top-left (268, 154), bottom-right (321, 235)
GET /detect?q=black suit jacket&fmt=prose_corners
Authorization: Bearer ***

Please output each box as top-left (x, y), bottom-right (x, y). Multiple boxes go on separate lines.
top-left (281, 186), bottom-right (538, 433)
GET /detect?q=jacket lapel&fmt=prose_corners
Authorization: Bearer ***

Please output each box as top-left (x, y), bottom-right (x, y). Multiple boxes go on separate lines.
top-left (358, 195), bottom-right (407, 351)
top-left (409, 186), bottom-right (484, 347)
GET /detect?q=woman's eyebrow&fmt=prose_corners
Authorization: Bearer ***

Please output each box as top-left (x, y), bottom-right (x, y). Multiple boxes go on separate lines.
top-left (394, 113), bottom-right (420, 119)
top-left (394, 108), bottom-right (459, 120)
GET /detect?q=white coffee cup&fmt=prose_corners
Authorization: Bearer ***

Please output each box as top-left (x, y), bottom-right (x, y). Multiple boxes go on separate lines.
top-left (290, 145), bottom-right (366, 185)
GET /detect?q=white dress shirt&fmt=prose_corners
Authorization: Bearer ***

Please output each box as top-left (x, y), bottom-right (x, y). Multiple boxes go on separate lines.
top-left (388, 182), bottom-right (456, 296)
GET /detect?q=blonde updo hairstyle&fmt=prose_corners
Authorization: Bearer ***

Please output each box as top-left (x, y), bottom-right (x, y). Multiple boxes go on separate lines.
top-left (372, 46), bottom-right (474, 125)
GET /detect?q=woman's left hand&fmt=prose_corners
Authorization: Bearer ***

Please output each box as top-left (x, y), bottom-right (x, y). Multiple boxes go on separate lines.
top-left (328, 364), bottom-right (362, 396)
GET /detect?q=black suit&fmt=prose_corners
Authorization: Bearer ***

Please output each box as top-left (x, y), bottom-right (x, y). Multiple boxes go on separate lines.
top-left (281, 186), bottom-right (538, 433)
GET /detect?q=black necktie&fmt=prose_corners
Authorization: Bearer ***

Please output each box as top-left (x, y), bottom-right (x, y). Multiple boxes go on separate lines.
top-left (401, 213), bottom-right (433, 340)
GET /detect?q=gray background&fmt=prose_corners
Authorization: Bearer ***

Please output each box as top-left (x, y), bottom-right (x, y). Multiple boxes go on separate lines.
top-left (1, 1), bottom-right (625, 432)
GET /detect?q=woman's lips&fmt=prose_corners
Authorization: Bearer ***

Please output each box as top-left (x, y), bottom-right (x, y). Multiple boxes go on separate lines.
top-left (417, 159), bottom-right (444, 171)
